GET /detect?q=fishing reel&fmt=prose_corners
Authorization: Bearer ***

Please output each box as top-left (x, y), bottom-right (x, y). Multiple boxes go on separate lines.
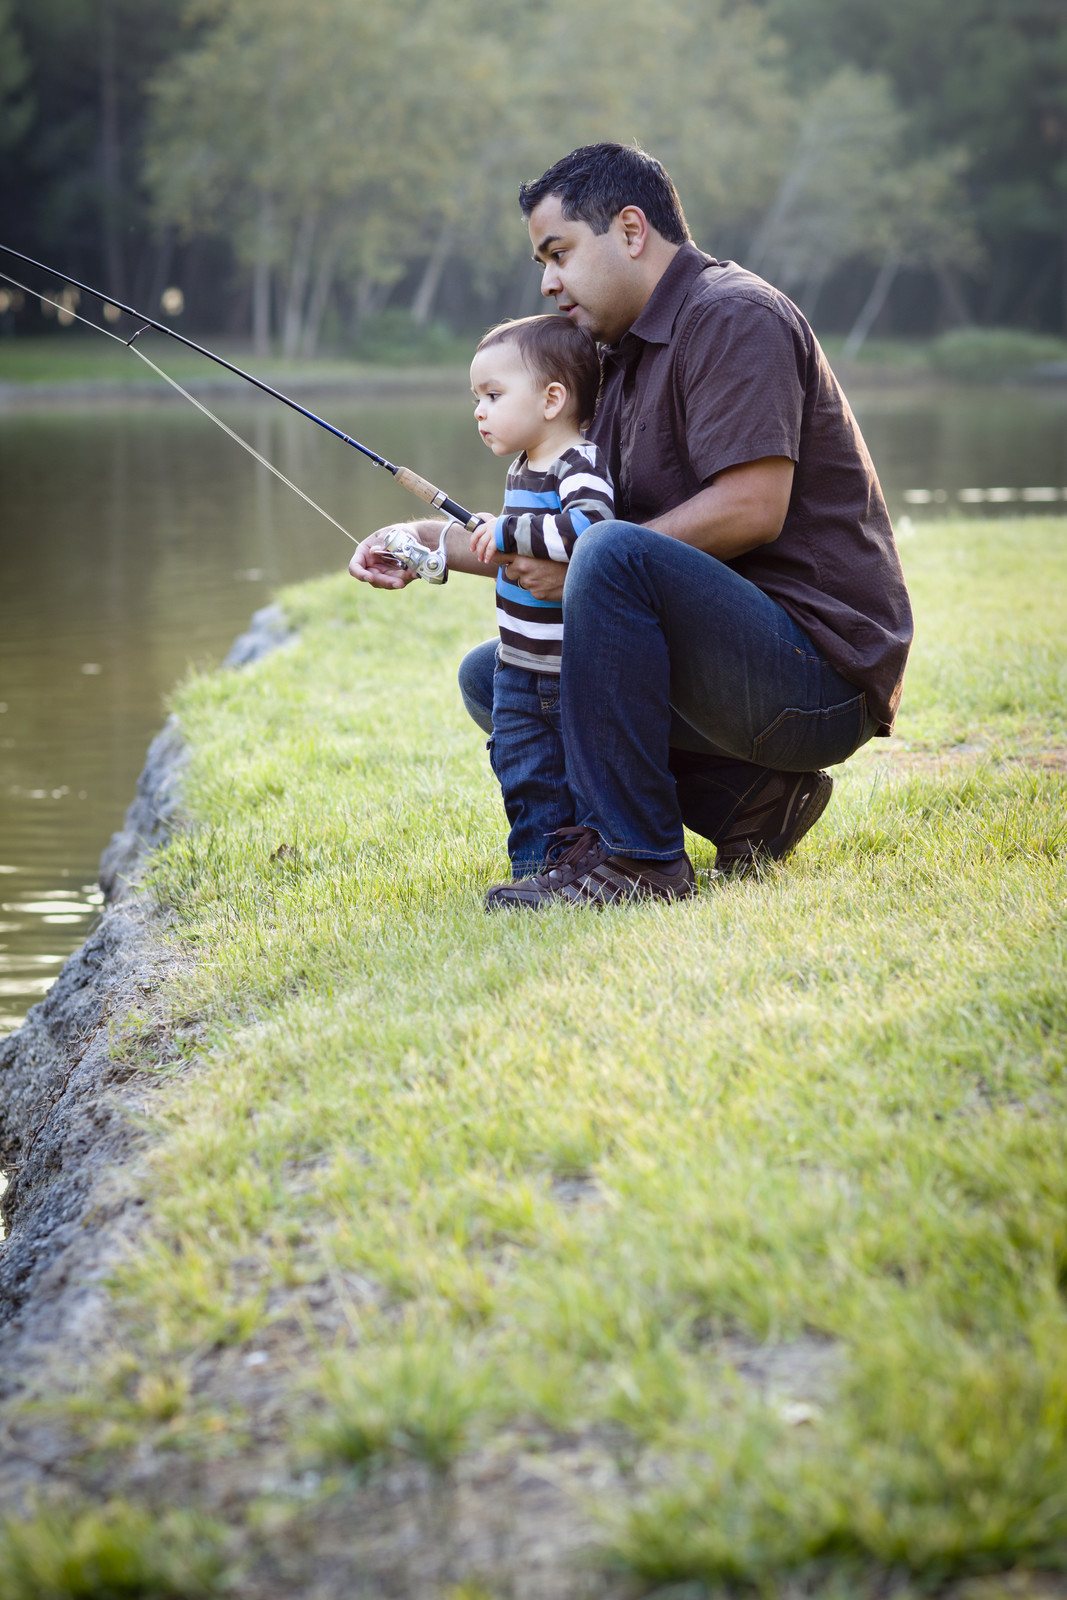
top-left (380, 522), bottom-right (450, 584)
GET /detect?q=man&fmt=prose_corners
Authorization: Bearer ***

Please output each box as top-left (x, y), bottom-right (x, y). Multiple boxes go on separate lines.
top-left (349, 143), bottom-right (912, 908)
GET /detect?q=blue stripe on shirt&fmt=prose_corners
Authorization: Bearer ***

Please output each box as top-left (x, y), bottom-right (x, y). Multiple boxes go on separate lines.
top-left (502, 489), bottom-right (561, 509)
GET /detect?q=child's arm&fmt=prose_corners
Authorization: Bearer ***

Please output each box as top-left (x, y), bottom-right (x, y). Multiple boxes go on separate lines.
top-left (495, 449), bottom-right (615, 563)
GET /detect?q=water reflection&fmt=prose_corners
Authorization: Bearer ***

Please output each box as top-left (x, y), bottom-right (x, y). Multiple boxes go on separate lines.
top-left (1, 378), bottom-right (1065, 1036)
top-left (849, 385), bottom-right (1067, 508)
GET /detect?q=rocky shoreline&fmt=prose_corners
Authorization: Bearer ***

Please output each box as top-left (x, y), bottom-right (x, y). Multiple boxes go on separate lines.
top-left (0, 606), bottom-right (293, 1485)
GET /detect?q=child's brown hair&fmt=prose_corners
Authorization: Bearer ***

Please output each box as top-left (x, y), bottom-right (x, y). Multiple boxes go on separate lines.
top-left (476, 314), bottom-right (601, 429)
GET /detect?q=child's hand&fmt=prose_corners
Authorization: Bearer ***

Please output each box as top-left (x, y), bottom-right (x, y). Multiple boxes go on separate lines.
top-left (469, 513), bottom-right (498, 564)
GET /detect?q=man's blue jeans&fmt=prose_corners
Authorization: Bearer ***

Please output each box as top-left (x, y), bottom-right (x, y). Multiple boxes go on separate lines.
top-left (489, 661), bottom-right (575, 876)
top-left (459, 522), bottom-right (879, 861)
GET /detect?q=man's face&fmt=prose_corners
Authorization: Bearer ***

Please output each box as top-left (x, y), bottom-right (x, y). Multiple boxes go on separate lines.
top-left (528, 195), bottom-right (645, 345)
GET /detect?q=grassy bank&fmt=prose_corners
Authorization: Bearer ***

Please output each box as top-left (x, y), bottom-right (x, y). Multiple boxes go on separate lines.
top-left (6, 517), bottom-right (1067, 1597)
top-left (0, 333), bottom-right (468, 391)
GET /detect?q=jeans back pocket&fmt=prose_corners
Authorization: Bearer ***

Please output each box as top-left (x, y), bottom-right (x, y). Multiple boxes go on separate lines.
top-left (751, 693), bottom-right (869, 771)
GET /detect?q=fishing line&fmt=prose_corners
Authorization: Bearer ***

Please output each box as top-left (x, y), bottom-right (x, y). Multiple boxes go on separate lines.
top-left (0, 244), bottom-right (479, 531)
top-left (0, 266), bottom-right (358, 544)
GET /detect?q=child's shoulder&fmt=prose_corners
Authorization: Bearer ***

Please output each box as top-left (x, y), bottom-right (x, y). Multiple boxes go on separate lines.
top-left (556, 440), bottom-right (612, 476)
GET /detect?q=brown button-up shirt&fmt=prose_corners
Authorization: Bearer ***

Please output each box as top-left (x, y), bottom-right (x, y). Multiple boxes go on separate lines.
top-left (589, 243), bottom-right (912, 732)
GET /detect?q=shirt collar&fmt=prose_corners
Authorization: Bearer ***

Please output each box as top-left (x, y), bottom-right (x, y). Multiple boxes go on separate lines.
top-left (606, 242), bottom-right (715, 357)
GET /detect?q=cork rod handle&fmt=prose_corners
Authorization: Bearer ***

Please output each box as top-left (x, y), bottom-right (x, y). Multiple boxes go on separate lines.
top-left (393, 465), bottom-right (478, 531)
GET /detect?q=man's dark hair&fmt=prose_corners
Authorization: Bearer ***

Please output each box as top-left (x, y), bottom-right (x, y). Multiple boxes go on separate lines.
top-left (519, 143), bottom-right (692, 246)
top-left (476, 314), bottom-right (602, 429)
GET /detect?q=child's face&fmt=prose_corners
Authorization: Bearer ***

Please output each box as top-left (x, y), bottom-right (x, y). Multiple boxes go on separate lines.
top-left (470, 342), bottom-right (558, 458)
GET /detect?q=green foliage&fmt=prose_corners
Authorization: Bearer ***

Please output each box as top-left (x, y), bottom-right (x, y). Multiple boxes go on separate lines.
top-left (0, 0), bottom-right (32, 151)
top-left (349, 310), bottom-right (470, 367)
top-left (761, 0), bottom-right (1067, 327)
top-left (749, 68), bottom-right (979, 300)
top-left (2, 0), bottom-right (185, 271)
top-left (929, 327), bottom-right (1067, 382)
top-left (0, 1501), bottom-right (227, 1598)
top-left (2, 0), bottom-right (1063, 345)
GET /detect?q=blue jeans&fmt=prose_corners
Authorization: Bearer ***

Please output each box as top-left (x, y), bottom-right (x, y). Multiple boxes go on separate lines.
top-left (459, 522), bottom-right (879, 861)
top-left (489, 660), bottom-right (575, 876)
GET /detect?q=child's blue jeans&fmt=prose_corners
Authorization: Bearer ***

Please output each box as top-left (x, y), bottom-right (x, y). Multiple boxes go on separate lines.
top-left (489, 658), bottom-right (575, 877)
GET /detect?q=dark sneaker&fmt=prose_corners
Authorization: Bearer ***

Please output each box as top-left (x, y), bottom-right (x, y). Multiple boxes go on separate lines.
top-left (715, 769), bottom-right (833, 875)
top-left (486, 826), bottom-right (696, 910)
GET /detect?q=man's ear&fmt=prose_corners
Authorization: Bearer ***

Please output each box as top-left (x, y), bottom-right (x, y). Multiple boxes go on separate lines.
top-left (618, 205), bottom-right (650, 258)
top-left (543, 380), bottom-right (568, 420)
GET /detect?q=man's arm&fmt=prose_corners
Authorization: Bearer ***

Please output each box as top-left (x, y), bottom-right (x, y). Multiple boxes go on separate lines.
top-left (504, 456), bottom-right (795, 599)
top-left (645, 456), bottom-right (794, 557)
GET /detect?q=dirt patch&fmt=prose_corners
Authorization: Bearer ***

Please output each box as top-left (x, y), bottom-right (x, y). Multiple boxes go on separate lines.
top-left (854, 739), bottom-right (1067, 778)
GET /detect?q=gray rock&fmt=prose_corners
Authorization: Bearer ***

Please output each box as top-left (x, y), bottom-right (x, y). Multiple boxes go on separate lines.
top-left (223, 603), bottom-right (297, 667)
top-left (97, 714), bottom-right (188, 902)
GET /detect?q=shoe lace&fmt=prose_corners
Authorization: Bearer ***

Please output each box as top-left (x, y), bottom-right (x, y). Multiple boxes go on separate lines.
top-left (539, 826), bottom-right (606, 878)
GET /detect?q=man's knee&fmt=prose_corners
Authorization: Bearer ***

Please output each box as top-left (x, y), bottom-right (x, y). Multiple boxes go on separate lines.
top-left (458, 639), bottom-right (497, 735)
top-left (568, 520), bottom-right (649, 588)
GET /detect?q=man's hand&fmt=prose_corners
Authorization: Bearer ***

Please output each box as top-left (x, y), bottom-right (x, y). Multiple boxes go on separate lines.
top-left (348, 520), bottom-right (440, 589)
top-left (504, 555), bottom-right (567, 602)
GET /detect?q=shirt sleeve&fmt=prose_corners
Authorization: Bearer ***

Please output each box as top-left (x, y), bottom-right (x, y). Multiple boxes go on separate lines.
top-left (495, 448), bottom-right (615, 562)
top-left (679, 294), bottom-right (806, 484)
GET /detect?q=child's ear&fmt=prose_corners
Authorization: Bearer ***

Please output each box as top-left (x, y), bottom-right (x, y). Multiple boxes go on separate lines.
top-left (543, 381), bottom-right (568, 420)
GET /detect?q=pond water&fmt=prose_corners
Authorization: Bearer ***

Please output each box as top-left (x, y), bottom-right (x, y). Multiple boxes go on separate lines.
top-left (1, 373), bottom-right (1066, 1037)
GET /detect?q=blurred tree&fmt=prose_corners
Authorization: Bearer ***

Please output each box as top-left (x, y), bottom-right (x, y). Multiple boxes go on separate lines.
top-left (0, 0), bottom-right (32, 153)
top-left (521, 0), bottom-right (796, 252)
top-left (761, 0), bottom-right (1067, 331)
top-left (398, 0), bottom-right (802, 327)
top-left (147, 0), bottom-right (512, 354)
top-left (145, 0), bottom-right (801, 345)
top-left (746, 70), bottom-right (980, 350)
top-left (1, 0), bottom-right (185, 302)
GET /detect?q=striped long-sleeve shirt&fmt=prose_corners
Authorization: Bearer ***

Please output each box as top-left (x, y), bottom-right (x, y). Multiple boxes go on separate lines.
top-left (494, 442), bottom-right (615, 673)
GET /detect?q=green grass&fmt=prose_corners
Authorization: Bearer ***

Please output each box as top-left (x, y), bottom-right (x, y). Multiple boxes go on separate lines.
top-left (34, 518), bottom-right (1067, 1591)
top-left (0, 1501), bottom-right (228, 1598)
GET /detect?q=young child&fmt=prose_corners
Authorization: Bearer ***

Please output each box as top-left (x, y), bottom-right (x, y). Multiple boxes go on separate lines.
top-left (468, 315), bottom-right (615, 877)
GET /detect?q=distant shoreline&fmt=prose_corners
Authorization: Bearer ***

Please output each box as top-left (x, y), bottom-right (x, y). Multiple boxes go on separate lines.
top-left (2, 355), bottom-right (1065, 410)
top-left (0, 362), bottom-right (472, 409)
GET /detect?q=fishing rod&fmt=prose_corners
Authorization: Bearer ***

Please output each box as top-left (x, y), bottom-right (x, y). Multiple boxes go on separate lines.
top-left (0, 245), bottom-right (479, 546)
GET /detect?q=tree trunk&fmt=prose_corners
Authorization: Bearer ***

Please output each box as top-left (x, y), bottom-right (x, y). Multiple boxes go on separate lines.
top-left (281, 208), bottom-right (318, 361)
top-left (300, 237), bottom-right (339, 360)
top-left (747, 149), bottom-right (819, 276)
top-left (1011, 255), bottom-right (1056, 329)
top-left (411, 222), bottom-right (453, 326)
top-left (842, 253), bottom-right (900, 359)
top-left (513, 253), bottom-right (544, 318)
top-left (99, 0), bottom-right (124, 298)
top-left (936, 264), bottom-right (973, 329)
top-left (145, 227), bottom-right (174, 317)
top-left (353, 273), bottom-right (392, 332)
top-left (799, 267), bottom-right (828, 325)
top-left (252, 194), bottom-right (273, 357)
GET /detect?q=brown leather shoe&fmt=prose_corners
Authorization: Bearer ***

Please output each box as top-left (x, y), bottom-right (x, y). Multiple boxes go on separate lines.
top-left (486, 826), bottom-right (696, 909)
top-left (715, 769), bottom-right (833, 875)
